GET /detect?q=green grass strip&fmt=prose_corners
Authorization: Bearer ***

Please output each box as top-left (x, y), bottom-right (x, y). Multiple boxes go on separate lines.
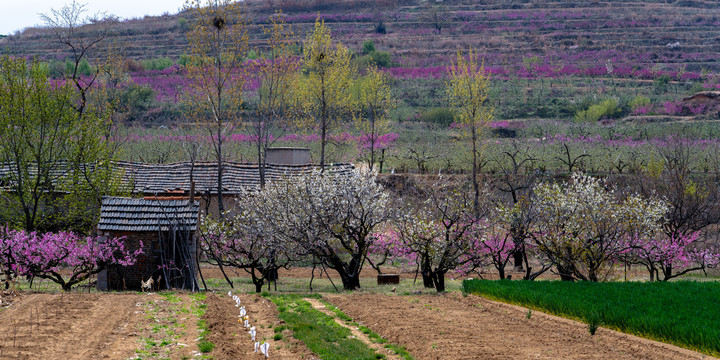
top-left (269, 294), bottom-right (384, 360)
top-left (189, 293), bottom-right (214, 355)
top-left (463, 280), bottom-right (720, 357)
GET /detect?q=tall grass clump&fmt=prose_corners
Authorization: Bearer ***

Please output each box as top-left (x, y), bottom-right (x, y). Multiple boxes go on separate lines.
top-left (463, 280), bottom-right (720, 356)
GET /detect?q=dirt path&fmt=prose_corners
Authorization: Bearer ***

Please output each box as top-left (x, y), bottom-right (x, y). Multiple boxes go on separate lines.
top-left (304, 297), bottom-right (402, 360)
top-left (202, 292), bottom-right (317, 360)
top-left (0, 293), bottom-right (143, 359)
top-left (326, 293), bottom-right (718, 360)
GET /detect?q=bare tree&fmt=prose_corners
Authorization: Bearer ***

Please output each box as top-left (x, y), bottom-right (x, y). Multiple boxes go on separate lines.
top-left (41, 0), bottom-right (113, 117)
top-left (636, 141), bottom-right (720, 280)
top-left (252, 12), bottom-right (297, 187)
top-left (491, 142), bottom-right (541, 272)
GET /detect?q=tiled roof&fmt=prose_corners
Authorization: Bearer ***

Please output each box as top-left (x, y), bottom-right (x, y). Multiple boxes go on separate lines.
top-left (0, 161), bottom-right (355, 195)
top-left (97, 197), bottom-right (200, 232)
top-left (116, 161), bottom-right (355, 194)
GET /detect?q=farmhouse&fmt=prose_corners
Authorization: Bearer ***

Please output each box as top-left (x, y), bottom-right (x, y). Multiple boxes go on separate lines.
top-left (0, 148), bottom-right (354, 216)
top-left (96, 196), bottom-right (201, 291)
top-left (0, 148), bottom-right (355, 290)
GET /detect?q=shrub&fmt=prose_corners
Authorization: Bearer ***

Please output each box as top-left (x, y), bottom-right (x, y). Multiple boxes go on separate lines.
top-left (178, 17), bottom-right (189, 31)
top-left (370, 51), bottom-right (392, 68)
top-left (362, 40), bottom-right (375, 54)
top-left (141, 57), bottom-right (174, 71)
top-left (421, 107), bottom-right (456, 127)
top-left (653, 75), bottom-right (671, 94)
top-left (574, 98), bottom-right (619, 122)
top-left (628, 95), bottom-right (651, 112)
top-left (375, 20), bottom-right (386, 34)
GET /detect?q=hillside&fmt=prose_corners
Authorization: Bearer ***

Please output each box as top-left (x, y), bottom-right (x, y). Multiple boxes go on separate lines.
top-left (3, 0), bottom-right (720, 71)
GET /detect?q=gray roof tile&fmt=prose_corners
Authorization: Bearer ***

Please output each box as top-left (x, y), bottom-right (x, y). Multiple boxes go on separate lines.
top-left (97, 197), bottom-right (200, 232)
top-left (0, 161), bottom-right (354, 195)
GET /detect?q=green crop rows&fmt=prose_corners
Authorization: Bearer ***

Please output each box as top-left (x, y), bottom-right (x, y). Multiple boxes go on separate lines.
top-left (463, 280), bottom-right (720, 357)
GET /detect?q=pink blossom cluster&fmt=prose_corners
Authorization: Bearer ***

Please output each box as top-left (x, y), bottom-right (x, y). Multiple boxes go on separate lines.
top-left (354, 133), bottom-right (399, 150)
top-left (0, 227), bottom-right (142, 290)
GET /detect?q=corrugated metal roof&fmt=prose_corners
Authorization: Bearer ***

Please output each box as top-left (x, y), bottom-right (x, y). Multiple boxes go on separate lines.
top-left (0, 161), bottom-right (355, 195)
top-left (97, 197), bottom-right (200, 232)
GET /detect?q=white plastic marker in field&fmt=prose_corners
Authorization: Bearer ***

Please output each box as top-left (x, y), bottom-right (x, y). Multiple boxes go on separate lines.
top-left (259, 341), bottom-right (270, 358)
top-left (244, 319), bottom-right (250, 328)
top-left (227, 291), bottom-right (232, 297)
top-left (254, 341), bottom-right (260, 353)
top-left (239, 307), bottom-right (247, 317)
top-left (249, 326), bottom-right (256, 341)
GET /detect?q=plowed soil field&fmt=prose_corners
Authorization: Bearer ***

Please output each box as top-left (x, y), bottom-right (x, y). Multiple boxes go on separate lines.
top-left (325, 293), bottom-right (717, 360)
top-left (0, 290), bottom-right (716, 359)
top-left (0, 292), bottom-right (145, 359)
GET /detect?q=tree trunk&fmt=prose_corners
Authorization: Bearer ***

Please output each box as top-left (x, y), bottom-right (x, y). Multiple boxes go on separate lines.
top-left (421, 259), bottom-right (434, 288)
top-left (217, 125), bottom-right (225, 216)
top-left (512, 250), bottom-right (524, 270)
top-left (422, 272), bottom-right (434, 288)
top-left (253, 279), bottom-right (264, 293)
top-left (432, 270), bottom-right (446, 292)
top-left (258, 139), bottom-right (266, 188)
top-left (662, 264), bottom-right (672, 282)
top-left (471, 127), bottom-right (480, 219)
top-left (557, 264), bottom-right (575, 282)
top-left (339, 272), bottom-right (361, 290)
top-left (379, 149), bottom-right (385, 173)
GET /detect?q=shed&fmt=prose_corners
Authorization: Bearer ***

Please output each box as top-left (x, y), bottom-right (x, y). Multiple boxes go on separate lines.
top-left (96, 197), bottom-right (200, 291)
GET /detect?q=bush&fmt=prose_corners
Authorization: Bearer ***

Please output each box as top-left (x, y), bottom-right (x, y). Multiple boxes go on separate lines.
top-left (370, 51), bottom-right (392, 68)
top-left (628, 95), bottom-right (650, 111)
top-left (574, 98), bottom-right (619, 122)
top-left (177, 17), bottom-right (189, 31)
top-left (653, 75), bottom-right (671, 94)
top-left (141, 57), bottom-right (174, 71)
top-left (420, 107), bottom-right (456, 127)
top-left (375, 20), bottom-right (386, 34)
top-left (362, 40), bottom-right (375, 54)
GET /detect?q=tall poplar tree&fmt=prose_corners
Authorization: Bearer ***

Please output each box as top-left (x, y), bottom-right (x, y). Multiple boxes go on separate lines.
top-left (293, 19), bottom-right (356, 170)
top-left (184, 0), bottom-right (248, 215)
top-left (447, 48), bottom-right (494, 218)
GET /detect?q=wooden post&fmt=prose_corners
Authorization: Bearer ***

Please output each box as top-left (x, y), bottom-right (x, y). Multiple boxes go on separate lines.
top-left (189, 181), bottom-right (196, 204)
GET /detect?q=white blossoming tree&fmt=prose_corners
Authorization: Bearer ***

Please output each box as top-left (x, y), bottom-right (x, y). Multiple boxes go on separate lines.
top-left (532, 173), bottom-right (665, 281)
top-left (252, 169), bottom-right (393, 290)
top-left (394, 182), bottom-right (488, 292)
